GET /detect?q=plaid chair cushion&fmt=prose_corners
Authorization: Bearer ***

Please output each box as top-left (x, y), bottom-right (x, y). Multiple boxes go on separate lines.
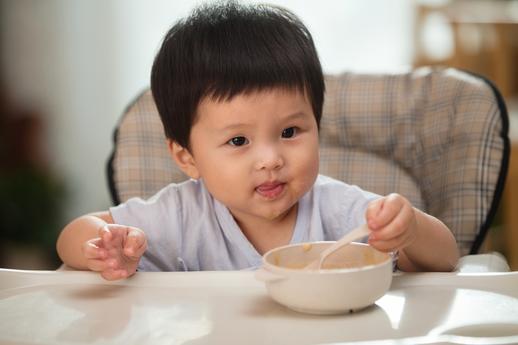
top-left (108, 66), bottom-right (509, 255)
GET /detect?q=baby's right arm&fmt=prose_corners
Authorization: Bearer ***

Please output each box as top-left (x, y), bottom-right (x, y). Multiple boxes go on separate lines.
top-left (56, 212), bottom-right (147, 280)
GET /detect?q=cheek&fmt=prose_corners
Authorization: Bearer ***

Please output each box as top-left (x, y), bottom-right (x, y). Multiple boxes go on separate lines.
top-left (292, 137), bottom-right (319, 171)
top-left (198, 157), bottom-right (250, 204)
top-left (303, 142), bottom-right (320, 183)
top-left (301, 151), bottom-right (319, 181)
top-left (196, 151), bottom-right (245, 183)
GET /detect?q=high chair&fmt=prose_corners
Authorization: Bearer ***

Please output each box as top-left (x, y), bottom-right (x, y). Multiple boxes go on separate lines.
top-left (107, 66), bottom-right (510, 271)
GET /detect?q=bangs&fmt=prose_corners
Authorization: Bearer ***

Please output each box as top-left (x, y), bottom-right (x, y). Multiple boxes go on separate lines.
top-left (185, 2), bottom-right (322, 104)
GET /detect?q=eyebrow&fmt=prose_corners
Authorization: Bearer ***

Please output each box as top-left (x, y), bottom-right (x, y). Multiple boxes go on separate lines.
top-left (283, 111), bottom-right (308, 121)
top-left (218, 111), bottom-right (310, 132)
top-left (218, 123), bottom-right (251, 132)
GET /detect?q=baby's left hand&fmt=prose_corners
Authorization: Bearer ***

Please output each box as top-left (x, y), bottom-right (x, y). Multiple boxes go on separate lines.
top-left (365, 193), bottom-right (418, 253)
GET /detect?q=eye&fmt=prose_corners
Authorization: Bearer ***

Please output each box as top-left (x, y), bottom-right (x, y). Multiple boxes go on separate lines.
top-left (228, 136), bottom-right (249, 146)
top-left (281, 127), bottom-right (297, 138)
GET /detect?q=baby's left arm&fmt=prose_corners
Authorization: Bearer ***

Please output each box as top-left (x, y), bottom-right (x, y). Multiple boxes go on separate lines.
top-left (365, 194), bottom-right (459, 272)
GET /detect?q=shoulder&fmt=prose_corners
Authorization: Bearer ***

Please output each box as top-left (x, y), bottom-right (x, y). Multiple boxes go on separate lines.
top-left (144, 178), bottom-right (210, 205)
top-left (314, 174), bottom-right (346, 188)
top-left (311, 175), bottom-right (381, 237)
top-left (110, 179), bottom-right (211, 221)
top-left (313, 174), bottom-right (362, 192)
top-left (312, 174), bottom-right (380, 204)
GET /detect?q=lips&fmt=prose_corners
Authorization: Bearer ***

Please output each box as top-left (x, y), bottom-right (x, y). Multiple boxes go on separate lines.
top-left (256, 181), bottom-right (285, 199)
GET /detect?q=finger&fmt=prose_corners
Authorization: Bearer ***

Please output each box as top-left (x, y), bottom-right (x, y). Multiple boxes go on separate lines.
top-left (124, 243), bottom-right (146, 259)
top-left (86, 258), bottom-right (110, 272)
top-left (369, 194), bottom-right (404, 230)
top-left (101, 268), bottom-right (131, 281)
top-left (369, 230), bottom-right (413, 252)
top-left (371, 204), bottom-right (414, 241)
top-left (105, 223), bottom-right (131, 236)
top-left (102, 224), bottom-right (129, 250)
top-left (82, 238), bottom-right (107, 259)
top-left (365, 197), bottom-right (384, 229)
top-left (100, 269), bottom-right (124, 281)
top-left (99, 225), bottom-right (113, 245)
top-left (123, 229), bottom-right (142, 253)
top-left (124, 229), bottom-right (146, 258)
top-left (132, 239), bottom-right (147, 258)
top-left (369, 216), bottom-right (416, 251)
top-left (104, 257), bottom-right (122, 270)
top-left (117, 269), bottom-right (130, 279)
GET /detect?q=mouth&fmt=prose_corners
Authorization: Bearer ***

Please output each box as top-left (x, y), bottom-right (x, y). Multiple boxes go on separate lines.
top-left (255, 181), bottom-right (286, 199)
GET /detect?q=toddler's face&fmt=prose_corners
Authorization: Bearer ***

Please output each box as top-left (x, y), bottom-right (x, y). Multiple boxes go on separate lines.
top-left (182, 88), bottom-right (319, 225)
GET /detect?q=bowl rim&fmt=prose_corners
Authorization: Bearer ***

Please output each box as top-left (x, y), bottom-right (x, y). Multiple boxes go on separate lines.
top-left (262, 241), bottom-right (393, 275)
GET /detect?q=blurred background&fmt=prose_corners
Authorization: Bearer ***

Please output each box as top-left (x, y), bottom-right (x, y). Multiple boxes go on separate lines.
top-left (1, 0), bottom-right (517, 270)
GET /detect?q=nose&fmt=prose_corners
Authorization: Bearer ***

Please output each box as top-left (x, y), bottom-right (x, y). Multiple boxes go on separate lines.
top-left (254, 144), bottom-right (284, 171)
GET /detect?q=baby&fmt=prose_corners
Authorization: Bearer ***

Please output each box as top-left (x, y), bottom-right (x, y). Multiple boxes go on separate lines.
top-left (56, 2), bottom-right (459, 280)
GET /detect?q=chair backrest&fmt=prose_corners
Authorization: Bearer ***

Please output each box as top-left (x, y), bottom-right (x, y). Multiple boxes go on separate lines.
top-left (107, 67), bottom-right (510, 255)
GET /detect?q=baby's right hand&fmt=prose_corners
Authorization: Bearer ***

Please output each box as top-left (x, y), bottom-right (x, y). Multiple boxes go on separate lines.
top-left (82, 224), bottom-right (147, 280)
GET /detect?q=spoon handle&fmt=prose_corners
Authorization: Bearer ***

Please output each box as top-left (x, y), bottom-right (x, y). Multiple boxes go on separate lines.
top-left (318, 223), bottom-right (371, 268)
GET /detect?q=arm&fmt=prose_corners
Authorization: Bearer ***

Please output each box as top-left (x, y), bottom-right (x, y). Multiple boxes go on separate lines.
top-left (366, 194), bottom-right (459, 272)
top-left (396, 209), bottom-right (459, 271)
top-left (56, 211), bottom-right (147, 280)
top-left (56, 211), bottom-right (113, 269)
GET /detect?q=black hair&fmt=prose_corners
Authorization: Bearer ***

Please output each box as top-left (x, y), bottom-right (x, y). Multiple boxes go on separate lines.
top-left (151, 1), bottom-right (325, 149)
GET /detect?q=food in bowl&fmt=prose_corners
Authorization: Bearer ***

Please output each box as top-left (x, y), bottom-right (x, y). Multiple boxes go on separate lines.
top-left (255, 242), bottom-right (393, 315)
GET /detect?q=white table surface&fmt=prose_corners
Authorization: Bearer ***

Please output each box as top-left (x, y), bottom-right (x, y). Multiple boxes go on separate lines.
top-left (1, 269), bottom-right (518, 345)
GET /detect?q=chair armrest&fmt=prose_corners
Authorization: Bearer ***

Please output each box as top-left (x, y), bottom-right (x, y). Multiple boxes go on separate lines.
top-left (455, 252), bottom-right (510, 273)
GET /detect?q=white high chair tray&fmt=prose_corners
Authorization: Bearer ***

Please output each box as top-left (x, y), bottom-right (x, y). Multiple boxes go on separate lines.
top-left (1, 269), bottom-right (517, 345)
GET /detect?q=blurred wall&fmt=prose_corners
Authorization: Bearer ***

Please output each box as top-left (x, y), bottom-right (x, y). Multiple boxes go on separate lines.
top-left (0, 0), bottom-right (413, 229)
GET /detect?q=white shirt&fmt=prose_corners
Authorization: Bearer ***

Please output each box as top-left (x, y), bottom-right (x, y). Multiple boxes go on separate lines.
top-left (110, 174), bottom-right (379, 271)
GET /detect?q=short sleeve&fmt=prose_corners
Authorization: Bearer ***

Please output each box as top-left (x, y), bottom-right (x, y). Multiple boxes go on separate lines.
top-left (110, 185), bottom-right (183, 271)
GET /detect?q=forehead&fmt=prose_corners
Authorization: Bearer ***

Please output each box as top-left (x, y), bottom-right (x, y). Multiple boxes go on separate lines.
top-left (195, 88), bottom-right (312, 126)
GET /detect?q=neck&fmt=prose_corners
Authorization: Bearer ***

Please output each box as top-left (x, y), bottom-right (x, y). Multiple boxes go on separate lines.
top-left (232, 204), bottom-right (298, 255)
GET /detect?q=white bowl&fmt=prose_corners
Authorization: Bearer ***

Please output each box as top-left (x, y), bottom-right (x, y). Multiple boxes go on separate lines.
top-left (255, 242), bottom-right (393, 315)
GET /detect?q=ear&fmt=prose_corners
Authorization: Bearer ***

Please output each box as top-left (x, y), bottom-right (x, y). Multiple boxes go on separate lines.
top-left (168, 140), bottom-right (200, 179)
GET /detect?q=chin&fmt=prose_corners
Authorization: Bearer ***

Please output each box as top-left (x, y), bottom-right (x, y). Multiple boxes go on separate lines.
top-left (262, 211), bottom-right (284, 221)
top-left (262, 203), bottom-right (296, 221)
